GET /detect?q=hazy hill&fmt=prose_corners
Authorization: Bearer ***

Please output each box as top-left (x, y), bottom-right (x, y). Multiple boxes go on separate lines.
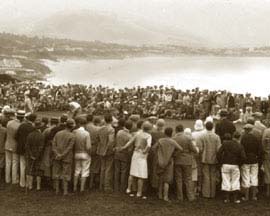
top-left (30, 10), bottom-right (207, 46)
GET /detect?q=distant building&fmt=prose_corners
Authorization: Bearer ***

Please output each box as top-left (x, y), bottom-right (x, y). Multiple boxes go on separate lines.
top-left (5, 70), bottom-right (16, 75)
top-left (0, 58), bottom-right (22, 68)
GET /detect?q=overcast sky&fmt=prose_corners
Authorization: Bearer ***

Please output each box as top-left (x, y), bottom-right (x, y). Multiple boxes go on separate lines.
top-left (1, 0), bottom-right (270, 47)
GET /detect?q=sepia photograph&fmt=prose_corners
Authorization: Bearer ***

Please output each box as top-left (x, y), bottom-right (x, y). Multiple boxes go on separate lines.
top-left (0, 0), bottom-right (269, 215)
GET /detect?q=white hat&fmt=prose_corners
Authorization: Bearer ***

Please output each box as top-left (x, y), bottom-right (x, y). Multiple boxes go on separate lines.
top-left (205, 116), bottom-right (214, 125)
top-left (2, 105), bottom-right (10, 114)
top-left (194, 120), bottom-right (204, 131)
top-left (184, 128), bottom-right (192, 136)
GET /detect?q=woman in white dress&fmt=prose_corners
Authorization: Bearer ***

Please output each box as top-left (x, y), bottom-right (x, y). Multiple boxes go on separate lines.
top-left (120, 121), bottom-right (152, 198)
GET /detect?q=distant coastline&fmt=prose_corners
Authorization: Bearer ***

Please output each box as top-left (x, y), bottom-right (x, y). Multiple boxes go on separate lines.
top-left (1, 32), bottom-right (270, 82)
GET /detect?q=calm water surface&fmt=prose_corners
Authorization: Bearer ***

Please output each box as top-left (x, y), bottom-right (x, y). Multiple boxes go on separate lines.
top-left (43, 56), bottom-right (270, 97)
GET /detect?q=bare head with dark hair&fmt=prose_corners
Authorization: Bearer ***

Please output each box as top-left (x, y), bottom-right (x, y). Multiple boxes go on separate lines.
top-left (26, 113), bottom-right (37, 123)
top-left (75, 116), bottom-right (86, 127)
top-left (125, 121), bottom-right (133, 131)
top-left (175, 124), bottom-right (184, 133)
top-left (223, 133), bottom-right (232, 141)
top-left (118, 118), bottom-right (126, 128)
top-left (93, 116), bottom-right (101, 126)
top-left (60, 114), bottom-right (68, 124)
top-left (137, 120), bottom-right (144, 130)
top-left (104, 114), bottom-right (113, 124)
top-left (164, 127), bottom-right (173, 137)
top-left (205, 121), bottom-right (214, 131)
top-left (42, 117), bottom-right (49, 125)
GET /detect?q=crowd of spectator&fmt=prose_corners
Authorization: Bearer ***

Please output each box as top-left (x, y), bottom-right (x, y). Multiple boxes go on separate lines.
top-left (0, 81), bottom-right (270, 124)
top-left (0, 80), bottom-right (270, 205)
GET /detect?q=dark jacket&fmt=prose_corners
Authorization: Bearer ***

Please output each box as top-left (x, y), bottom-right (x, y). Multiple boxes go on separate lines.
top-left (217, 139), bottom-right (246, 165)
top-left (25, 129), bottom-right (45, 161)
top-left (48, 123), bottom-right (66, 142)
top-left (16, 121), bottom-right (35, 155)
top-left (215, 118), bottom-right (236, 142)
top-left (241, 132), bottom-right (262, 164)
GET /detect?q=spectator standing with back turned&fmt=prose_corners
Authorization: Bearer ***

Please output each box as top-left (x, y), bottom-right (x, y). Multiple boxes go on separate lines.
top-left (97, 114), bottom-right (115, 193)
top-left (197, 121), bottom-right (221, 199)
top-left (15, 113), bottom-right (36, 188)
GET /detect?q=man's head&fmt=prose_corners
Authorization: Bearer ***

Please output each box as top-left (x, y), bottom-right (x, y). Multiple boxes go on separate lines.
top-left (142, 121), bottom-right (153, 133)
top-left (156, 119), bottom-right (165, 129)
top-left (205, 122), bottom-right (214, 131)
top-left (125, 121), bottom-right (133, 131)
top-left (219, 109), bottom-right (228, 118)
top-left (34, 119), bottom-right (43, 130)
top-left (42, 117), bottom-right (49, 126)
top-left (50, 117), bottom-right (59, 126)
top-left (223, 133), bottom-right (232, 141)
top-left (66, 119), bottom-right (75, 130)
top-left (243, 124), bottom-right (254, 132)
top-left (26, 113), bottom-right (37, 123)
top-left (104, 114), bottom-right (113, 124)
top-left (93, 116), bottom-right (101, 126)
top-left (247, 117), bottom-right (255, 125)
top-left (60, 114), bottom-right (68, 124)
top-left (175, 124), bottom-right (184, 133)
top-left (75, 116), bottom-right (86, 127)
top-left (137, 120), bottom-right (144, 130)
top-left (118, 118), bottom-right (126, 128)
top-left (16, 110), bottom-right (25, 122)
top-left (164, 127), bottom-right (173, 138)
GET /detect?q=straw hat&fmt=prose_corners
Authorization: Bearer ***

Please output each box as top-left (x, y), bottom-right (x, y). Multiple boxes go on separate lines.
top-left (16, 110), bottom-right (26, 118)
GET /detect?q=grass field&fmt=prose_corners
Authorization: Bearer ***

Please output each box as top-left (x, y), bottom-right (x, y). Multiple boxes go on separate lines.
top-left (1, 184), bottom-right (270, 216)
top-left (1, 111), bottom-right (261, 216)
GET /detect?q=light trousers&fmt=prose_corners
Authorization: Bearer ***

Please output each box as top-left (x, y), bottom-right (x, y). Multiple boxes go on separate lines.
top-left (5, 151), bottom-right (19, 184)
top-left (221, 164), bottom-right (240, 192)
top-left (202, 164), bottom-right (217, 198)
top-left (241, 163), bottom-right (258, 188)
top-left (19, 155), bottom-right (26, 187)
